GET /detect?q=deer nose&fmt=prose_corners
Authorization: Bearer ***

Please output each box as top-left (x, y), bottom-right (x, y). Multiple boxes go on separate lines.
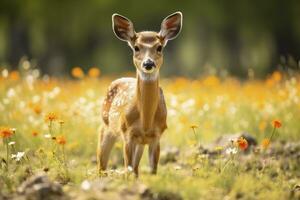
top-left (143, 59), bottom-right (156, 71)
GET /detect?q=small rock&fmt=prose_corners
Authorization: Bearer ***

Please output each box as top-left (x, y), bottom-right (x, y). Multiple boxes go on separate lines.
top-left (155, 191), bottom-right (183, 200)
top-left (160, 147), bottom-right (180, 164)
top-left (17, 173), bottom-right (65, 200)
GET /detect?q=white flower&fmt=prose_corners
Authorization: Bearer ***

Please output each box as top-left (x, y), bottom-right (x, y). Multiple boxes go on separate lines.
top-left (2, 69), bottom-right (8, 78)
top-left (225, 147), bottom-right (238, 155)
top-left (8, 141), bottom-right (16, 146)
top-left (44, 134), bottom-right (51, 139)
top-left (81, 180), bottom-right (91, 191)
top-left (174, 165), bottom-right (182, 170)
top-left (11, 152), bottom-right (25, 161)
top-left (127, 166), bottom-right (133, 172)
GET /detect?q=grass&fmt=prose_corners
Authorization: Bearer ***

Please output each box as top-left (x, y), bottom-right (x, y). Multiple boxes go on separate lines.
top-left (0, 68), bottom-right (300, 199)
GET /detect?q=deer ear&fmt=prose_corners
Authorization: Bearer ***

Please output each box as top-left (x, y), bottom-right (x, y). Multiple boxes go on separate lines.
top-left (159, 12), bottom-right (182, 45)
top-left (112, 14), bottom-right (136, 43)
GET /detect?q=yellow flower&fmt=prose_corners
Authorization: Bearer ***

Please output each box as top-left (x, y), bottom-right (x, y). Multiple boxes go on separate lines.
top-left (33, 105), bottom-right (42, 115)
top-left (190, 124), bottom-right (199, 129)
top-left (32, 131), bottom-right (39, 137)
top-left (45, 112), bottom-right (58, 122)
top-left (88, 67), bottom-right (101, 78)
top-left (215, 146), bottom-right (223, 151)
top-left (271, 71), bottom-right (282, 82)
top-left (261, 138), bottom-right (270, 149)
top-left (71, 67), bottom-right (84, 78)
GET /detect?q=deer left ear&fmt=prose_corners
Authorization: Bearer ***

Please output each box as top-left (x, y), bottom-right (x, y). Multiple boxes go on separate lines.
top-left (159, 12), bottom-right (182, 45)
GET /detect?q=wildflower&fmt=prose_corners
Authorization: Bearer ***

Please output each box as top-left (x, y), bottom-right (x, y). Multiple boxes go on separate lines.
top-left (8, 141), bottom-right (16, 146)
top-left (11, 152), bottom-right (25, 161)
top-left (261, 138), bottom-right (270, 149)
top-left (9, 70), bottom-right (20, 81)
top-left (127, 166), bottom-right (133, 172)
top-left (88, 67), bottom-right (101, 78)
top-left (272, 120), bottom-right (282, 128)
top-left (45, 112), bottom-right (58, 122)
top-left (0, 127), bottom-right (13, 138)
top-left (33, 105), bottom-right (42, 115)
top-left (237, 137), bottom-right (248, 150)
top-left (215, 146), bottom-right (223, 151)
top-left (32, 131), bottom-right (39, 137)
top-left (81, 180), bottom-right (91, 191)
top-left (59, 120), bottom-right (65, 125)
top-left (71, 67), bottom-right (84, 78)
top-left (56, 136), bottom-right (66, 145)
top-left (225, 147), bottom-right (237, 155)
top-left (44, 134), bottom-right (52, 139)
top-left (271, 71), bottom-right (282, 82)
top-left (190, 124), bottom-right (198, 129)
top-left (190, 124), bottom-right (198, 142)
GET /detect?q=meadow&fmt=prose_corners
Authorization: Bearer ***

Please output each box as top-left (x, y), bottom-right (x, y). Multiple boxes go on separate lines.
top-left (1, 64), bottom-right (300, 200)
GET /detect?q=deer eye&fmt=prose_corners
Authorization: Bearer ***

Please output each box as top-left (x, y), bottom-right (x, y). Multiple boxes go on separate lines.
top-left (157, 45), bottom-right (162, 52)
top-left (134, 46), bottom-right (140, 52)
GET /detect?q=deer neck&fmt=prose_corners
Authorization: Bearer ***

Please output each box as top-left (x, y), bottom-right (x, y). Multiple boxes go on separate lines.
top-left (136, 72), bottom-right (160, 131)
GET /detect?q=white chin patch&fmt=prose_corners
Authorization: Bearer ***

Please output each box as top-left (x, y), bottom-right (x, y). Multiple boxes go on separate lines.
top-left (139, 70), bottom-right (158, 81)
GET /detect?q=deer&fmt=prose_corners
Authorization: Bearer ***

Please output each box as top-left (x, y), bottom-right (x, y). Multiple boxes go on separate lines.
top-left (97, 12), bottom-right (182, 177)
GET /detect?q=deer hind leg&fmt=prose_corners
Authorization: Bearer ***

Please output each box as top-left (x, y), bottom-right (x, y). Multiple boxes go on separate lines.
top-left (97, 127), bottom-right (116, 174)
top-left (148, 140), bottom-right (160, 174)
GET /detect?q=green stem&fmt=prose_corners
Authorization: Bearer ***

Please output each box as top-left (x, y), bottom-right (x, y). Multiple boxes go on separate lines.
top-left (269, 127), bottom-right (276, 142)
top-left (6, 142), bottom-right (9, 168)
top-left (192, 128), bottom-right (197, 142)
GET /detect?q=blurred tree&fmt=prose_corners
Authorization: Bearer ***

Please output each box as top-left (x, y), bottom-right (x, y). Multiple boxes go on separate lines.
top-left (0, 0), bottom-right (299, 77)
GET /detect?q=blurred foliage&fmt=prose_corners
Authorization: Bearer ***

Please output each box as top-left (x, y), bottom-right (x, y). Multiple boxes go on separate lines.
top-left (0, 0), bottom-right (300, 77)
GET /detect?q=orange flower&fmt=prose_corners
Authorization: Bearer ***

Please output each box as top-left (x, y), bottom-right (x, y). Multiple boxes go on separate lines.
top-left (237, 137), bottom-right (248, 150)
top-left (0, 126), bottom-right (13, 138)
top-left (32, 131), bottom-right (39, 137)
top-left (9, 70), bottom-right (20, 81)
top-left (45, 112), bottom-right (58, 122)
top-left (272, 120), bottom-right (282, 128)
top-left (33, 105), bottom-right (42, 115)
top-left (71, 67), bottom-right (84, 78)
top-left (261, 138), bottom-right (270, 149)
top-left (88, 67), bottom-right (101, 78)
top-left (56, 136), bottom-right (66, 145)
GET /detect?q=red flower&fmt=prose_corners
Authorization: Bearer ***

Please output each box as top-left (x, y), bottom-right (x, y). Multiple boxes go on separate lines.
top-left (0, 127), bottom-right (13, 138)
top-left (237, 137), bottom-right (248, 150)
top-left (272, 120), bottom-right (282, 128)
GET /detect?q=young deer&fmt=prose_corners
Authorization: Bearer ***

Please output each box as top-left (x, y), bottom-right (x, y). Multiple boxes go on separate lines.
top-left (97, 12), bottom-right (182, 177)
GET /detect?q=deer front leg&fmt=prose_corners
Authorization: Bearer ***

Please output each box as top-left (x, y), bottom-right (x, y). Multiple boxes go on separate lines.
top-left (148, 140), bottom-right (160, 174)
top-left (123, 139), bottom-right (134, 171)
top-left (132, 144), bottom-right (144, 177)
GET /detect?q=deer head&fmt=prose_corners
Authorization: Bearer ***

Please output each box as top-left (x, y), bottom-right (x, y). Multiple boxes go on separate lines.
top-left (112, 12), bottom-right (182, 81)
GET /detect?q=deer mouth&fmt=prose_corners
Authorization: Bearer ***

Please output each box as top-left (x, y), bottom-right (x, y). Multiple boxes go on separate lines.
top-left (142, 66), bottom-right (155, 73)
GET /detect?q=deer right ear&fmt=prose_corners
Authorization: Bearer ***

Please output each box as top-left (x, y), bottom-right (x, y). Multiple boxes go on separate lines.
top-left (112, 14), bottom-right (136, 43)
